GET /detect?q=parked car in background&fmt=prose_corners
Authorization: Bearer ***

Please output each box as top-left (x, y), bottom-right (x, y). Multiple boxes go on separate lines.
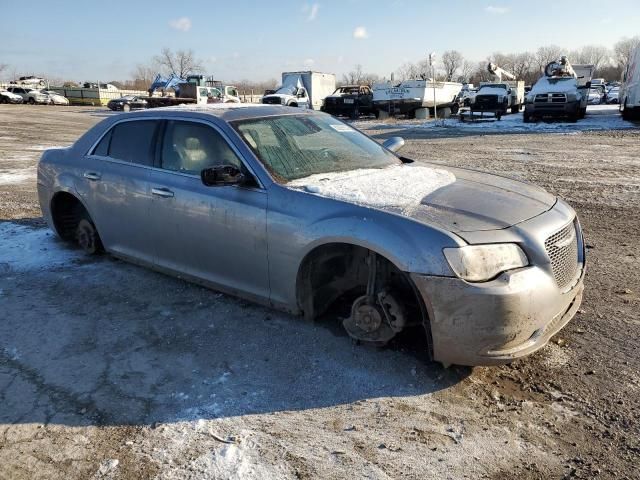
top-left (587, 87), bottom-right (603, 105)
top-left (107, 95), bottom-right (148, 112)
top-left (606, 86), bottom-right (620, 104)
top-left (12, 75), bottom-right (46, 86)
top-left (41, 90), bottom-right (70, 105)
top-left (321, 85), bottom-right (374, 119)
top-left (38, 104), bottom-right (585, 367)
top-left (6, 86), bottom-right (50, 104)
top-left (0, 89), bottom-right (24, 104)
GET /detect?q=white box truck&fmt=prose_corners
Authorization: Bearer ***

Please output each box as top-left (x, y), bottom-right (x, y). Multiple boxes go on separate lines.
top-left (262, 71), bottom-right (336, 110)
top-left (620, 43), bottom-right (640, 120)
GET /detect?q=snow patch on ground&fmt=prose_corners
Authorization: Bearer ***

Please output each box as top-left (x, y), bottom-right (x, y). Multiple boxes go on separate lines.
top-left (287, 164), bottom-right (455, 212)
top-left (0, 167), bottom-right (35, 185)
top-left (152, 424), bottom-right (293, 480)
top-left (0, 223), bottom-right (83, 272)
top-left (359, 105), bottom-right (633, 134)
top-left (26, 145), bottom-right (70, 151)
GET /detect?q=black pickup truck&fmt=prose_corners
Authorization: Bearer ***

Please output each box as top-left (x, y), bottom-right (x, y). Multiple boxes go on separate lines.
top-left (321, 85), bottom-right (374, 119)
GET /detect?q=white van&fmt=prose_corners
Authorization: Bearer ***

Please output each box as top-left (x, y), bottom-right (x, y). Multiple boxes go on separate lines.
top-left (620, 44), bottom-right (640, 119)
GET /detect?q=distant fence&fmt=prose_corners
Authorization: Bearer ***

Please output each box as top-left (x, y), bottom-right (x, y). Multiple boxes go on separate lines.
top-left (47, 87), bottom-right (148, 106)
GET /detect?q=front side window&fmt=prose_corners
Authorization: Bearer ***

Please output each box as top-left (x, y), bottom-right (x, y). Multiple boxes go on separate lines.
top-left (94, 120), bottom-right (158, 166)
top-left (160, 120), bottom-right (242, 175)
top-left (232, 114), bottom-right (400, 182)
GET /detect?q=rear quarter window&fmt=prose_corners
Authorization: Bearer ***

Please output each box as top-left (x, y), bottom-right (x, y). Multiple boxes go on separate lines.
top-left (104, 120), bottom-right (158, 166)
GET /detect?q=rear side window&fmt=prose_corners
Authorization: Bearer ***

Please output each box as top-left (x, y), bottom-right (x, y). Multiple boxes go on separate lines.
top-left (103, 120), bottom-right (158, 166)
top-left (93, 129), bottom-right (112, 156)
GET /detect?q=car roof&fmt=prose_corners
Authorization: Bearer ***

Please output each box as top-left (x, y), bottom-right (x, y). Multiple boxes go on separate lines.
top-left (126, 104), bottom-right (315, 122)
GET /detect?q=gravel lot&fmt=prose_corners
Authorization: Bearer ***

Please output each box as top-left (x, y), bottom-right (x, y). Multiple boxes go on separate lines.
top-left (0, 105), bottom-right (638, 479)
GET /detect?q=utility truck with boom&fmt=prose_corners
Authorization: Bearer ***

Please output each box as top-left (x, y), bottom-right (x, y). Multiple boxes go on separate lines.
top-left (524, 57), bottom-right (593, 122)
top-left (461, 63), bottom-right (525, 121)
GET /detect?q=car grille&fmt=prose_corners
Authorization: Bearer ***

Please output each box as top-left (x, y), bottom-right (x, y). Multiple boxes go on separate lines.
top-left (262, 97), bottom-right (282, 105)
top-left (475, 95), bottom-right (501, 108)
top-left (535, 93), bottom-right (567, 103)
top-left (545, 221), bottom-right (580, 290)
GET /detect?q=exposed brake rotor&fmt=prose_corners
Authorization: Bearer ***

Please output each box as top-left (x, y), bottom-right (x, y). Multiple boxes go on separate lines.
top-left (342, 291), bottom-right (406, 346)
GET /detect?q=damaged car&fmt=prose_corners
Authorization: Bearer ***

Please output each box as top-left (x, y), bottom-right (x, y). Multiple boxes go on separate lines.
top-left (37, 105), bottom-right (585, 366)
top-left (321, 85), bottom-right (374, 119)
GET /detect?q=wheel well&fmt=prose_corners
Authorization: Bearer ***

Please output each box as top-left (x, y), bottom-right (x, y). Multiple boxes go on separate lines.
top-left (50, 192), bottom-right (88, 241)
top-left (289, 102), bottom-right (298, 107)
top-left (296, 243), bottom-right (431, 349)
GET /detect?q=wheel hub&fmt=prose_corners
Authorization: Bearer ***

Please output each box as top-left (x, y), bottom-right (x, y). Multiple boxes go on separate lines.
top-left (353, 302), bottom-right (383, 333)
top-left (342, 292), bottom-right (406, 346)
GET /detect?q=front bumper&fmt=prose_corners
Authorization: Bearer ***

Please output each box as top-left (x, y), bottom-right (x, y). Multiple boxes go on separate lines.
top-left (411, 204), bottom-right (586, 366)
top-left (525, 100), bottom-right (579, 117)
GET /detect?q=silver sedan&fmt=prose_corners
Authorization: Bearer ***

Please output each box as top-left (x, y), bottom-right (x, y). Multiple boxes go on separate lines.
top-left (37, 105), bottom-right (585, 366)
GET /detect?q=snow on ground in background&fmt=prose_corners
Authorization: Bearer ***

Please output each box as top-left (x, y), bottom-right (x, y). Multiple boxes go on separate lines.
top-left (359, 105), bottom-right (634, 134)
top-left (0, 167), bottom-right (35, 185)
top-left (0, 223), bottom-right (83, 272)
top-left (26, 145), bottom-right (70, 151)
top-left (287, 164), bottom-right (455, 212)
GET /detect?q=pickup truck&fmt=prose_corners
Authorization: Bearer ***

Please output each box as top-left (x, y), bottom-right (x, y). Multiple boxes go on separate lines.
top-left (321, 85), bottom-right (374, 119)
top-left (524, 60), bottom-right (593, 122)
top-left (463, 81), bottom-right (525, 120)
top-left (143, 83), bottom-right (240, 109)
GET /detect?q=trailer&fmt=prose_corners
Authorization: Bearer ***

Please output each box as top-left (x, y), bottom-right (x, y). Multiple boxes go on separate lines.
top-left (372, 79), bottom-right (462, 119)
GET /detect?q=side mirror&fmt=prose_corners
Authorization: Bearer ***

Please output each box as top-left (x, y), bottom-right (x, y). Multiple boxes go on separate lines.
top-left (383, 136), bottom-right (405, 153)
top-left (585, 81), bottom-right (592, 89)
top-left (201, 165), bottom-right (245, 187)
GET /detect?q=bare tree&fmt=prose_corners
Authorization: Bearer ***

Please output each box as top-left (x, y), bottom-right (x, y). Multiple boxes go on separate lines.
top-left (459, 60), bottom-right (476, 83)
top-left (341, 64), bottom-right (380, 85)
top-left (570, 45), bottom-right (610, 71)
top-left (441, 50), bottom-right (464, 81)
top-left (154, 48), bottom-right (203, 78)
top-left (535, 45), bottom-right (564, 72)
top-left (133, 63), bottom-right (157, 84)
top-left (614, 36), bottom-right (640, 68)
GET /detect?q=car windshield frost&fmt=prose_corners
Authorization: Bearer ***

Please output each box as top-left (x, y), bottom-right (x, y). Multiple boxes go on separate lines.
top-left (232, 114), bottom-right (400, 182)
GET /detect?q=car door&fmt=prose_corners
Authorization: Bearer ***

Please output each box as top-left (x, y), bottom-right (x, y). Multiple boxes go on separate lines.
top-left (76, 119), bottom-right (159, 264)
top-left (148, 119), bottom-right (269, 301)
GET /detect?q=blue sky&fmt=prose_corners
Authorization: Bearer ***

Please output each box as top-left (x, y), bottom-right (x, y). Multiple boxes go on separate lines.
top-left (2, 0), bottom-right (639, 82)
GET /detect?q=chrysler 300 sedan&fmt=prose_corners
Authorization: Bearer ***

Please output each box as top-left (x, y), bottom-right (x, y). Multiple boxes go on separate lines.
top-left (37, 104), bottom-right (585, 366)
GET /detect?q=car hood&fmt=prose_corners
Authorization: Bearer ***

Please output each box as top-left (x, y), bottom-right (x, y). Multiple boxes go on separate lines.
top-left (287, 163), bottom-right (555, 233)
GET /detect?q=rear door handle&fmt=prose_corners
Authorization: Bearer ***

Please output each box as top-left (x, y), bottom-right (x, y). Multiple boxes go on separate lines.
top-left (83, 171), bottom-right (101, 181)
top-left (152, 187), bottom-right (174, 198)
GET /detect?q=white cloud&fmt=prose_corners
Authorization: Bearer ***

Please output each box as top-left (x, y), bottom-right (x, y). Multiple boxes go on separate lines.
top-left (353, 26), bottom-right (368, 39)
top-left (307, 3), bottom-right (319, 21)
top-left (169, 17), bottom-right (192, 32)
top-left (303, 58), bottom-right (315, 67)
top-left (485, 5), bottom-right (508, 14)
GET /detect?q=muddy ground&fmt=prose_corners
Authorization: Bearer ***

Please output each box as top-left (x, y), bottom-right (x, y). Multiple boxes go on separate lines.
top-left (0, 105), bottom-right (638, 479)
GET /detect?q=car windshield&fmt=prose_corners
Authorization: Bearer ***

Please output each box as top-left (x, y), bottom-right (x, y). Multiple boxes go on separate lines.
top-left (232, 114), bottom-right (401, 182)
top-left (479, 84), bottom-right (507, 90)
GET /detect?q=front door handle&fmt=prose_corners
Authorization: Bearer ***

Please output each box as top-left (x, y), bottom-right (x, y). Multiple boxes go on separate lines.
top-left (152, 187), bottom-right (174, 198)
top-left (83, 171), bottom-right (101, 181)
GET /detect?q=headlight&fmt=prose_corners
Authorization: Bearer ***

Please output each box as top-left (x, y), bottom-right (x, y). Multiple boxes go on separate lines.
top-left (443, 243), bottom-right (528, 282)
